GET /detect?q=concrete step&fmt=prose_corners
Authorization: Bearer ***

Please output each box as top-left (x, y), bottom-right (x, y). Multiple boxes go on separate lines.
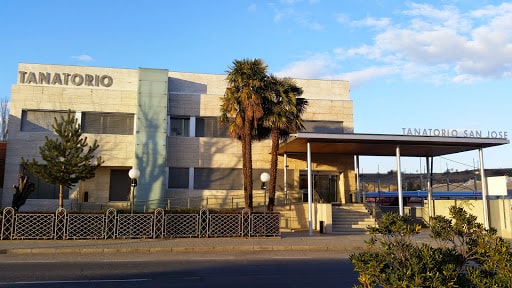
top-left (333, 223), bottom-right (375, 229)
top-left (330, 230), bottom-right (369, 235)
top-left (334, 205), bottom-right (369, 211)
top-left (333, 220), bottom-right (376, 226)
top-left (331, 204), bottom-right (376, 234)
top-left (332, 214), bottom-right (372, 219)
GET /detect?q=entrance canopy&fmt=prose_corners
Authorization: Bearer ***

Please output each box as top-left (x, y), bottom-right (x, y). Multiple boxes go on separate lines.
top-left (278, 132), bottom-right (509, 235)
top-left (278, 132), bottom-right (509, 157)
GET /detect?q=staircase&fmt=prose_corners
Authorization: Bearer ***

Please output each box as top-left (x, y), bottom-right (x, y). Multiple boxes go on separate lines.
top-left (331, 203), bottom-right (377, 234)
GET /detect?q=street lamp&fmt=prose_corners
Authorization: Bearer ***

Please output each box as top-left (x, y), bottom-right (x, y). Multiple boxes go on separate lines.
top-left (260, 172), bottom-right (270, 213)
top-left (128, 168), bottom-right (140, 214)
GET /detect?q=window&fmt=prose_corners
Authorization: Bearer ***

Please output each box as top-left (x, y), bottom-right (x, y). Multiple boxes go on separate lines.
top-left (169, 117), bottom-right (190, 137)
top-left (168, 168), bottom-right (189, 188)
top-left (194, 168), bottom-right (242, 189)
top-left (21, 110), bottom-right (68, 132)
top-left (81, 112), bottom-right (134, 135)
top-left (192, 168), bottom-right (295, 190)
top-left (302, 121), bottom-right (344, 133)
top-left (109, 169), bottom-right (130, 201)
top-left (24, 168), bottom-right (69, 200)
top-left (196, 117), bottom-right (229, 138)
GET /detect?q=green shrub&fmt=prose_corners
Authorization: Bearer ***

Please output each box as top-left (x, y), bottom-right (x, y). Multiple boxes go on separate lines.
top-left (350, 206), bottom-right (512, 287)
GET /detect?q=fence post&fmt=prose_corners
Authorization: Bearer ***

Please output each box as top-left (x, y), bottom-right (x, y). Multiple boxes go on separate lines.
top-left (1, 207), bottom-right (15, 240)
top-left (154, 208), bottom-right (164, 239)
top-left (242, 209), bottom-right (250, 237)
top-left (199, 208), bottom-right (208, 238)
top-left (105, 208), bottom-right (117, 239)
top-left (55, 208), bottom-right (66, 240)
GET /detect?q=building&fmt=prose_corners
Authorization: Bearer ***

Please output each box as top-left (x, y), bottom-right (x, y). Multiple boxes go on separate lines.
top-left (1, 63), bottom-right (355, 211)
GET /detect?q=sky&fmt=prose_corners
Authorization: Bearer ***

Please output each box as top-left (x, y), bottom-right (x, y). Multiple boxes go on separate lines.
top-left (1, 0), bottom-right (511, 174)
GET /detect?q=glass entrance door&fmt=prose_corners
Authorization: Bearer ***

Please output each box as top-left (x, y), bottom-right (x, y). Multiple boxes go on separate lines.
top-left (299, 172), bottom-right (338, 203)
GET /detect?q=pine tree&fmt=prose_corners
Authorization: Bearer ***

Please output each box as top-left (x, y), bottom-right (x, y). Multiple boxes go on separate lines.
top-left (21, 110), bottom-right (104, 209)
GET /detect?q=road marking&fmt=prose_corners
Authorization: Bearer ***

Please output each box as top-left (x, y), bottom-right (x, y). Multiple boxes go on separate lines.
top-left (188, 257), bottom-right (236, 260)
top-left (3, 260), bottom-right (59, 263)
top-left (271, 256), bottom-right (313, 259)
top-left (11, 279), bottom-right (150, 284)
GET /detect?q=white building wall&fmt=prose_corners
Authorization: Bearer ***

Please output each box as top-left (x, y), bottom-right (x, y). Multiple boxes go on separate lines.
top-left (2, 63), bottom-right (356, 210)
top-left (2, 63), bottom-right (139, 209)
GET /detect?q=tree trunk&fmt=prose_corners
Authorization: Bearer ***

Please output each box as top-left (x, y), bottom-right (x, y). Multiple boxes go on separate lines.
top-left (59, 184), bottom-right (64, 209)
top-left (242, 121), bottom-right (253, 211)
top-left (267, 129), bottom-right (280, 212)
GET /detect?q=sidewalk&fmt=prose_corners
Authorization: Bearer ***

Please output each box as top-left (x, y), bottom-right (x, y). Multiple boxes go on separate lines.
top-left (0, 232), bottom-right (367, 254)
top-left (0, 230), bottom-right (436, 255)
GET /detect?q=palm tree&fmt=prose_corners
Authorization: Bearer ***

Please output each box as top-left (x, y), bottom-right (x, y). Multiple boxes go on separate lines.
top-left (261, 75), bottom-right (307, 212)
top-left (219, 58), bottom-right (268, 210)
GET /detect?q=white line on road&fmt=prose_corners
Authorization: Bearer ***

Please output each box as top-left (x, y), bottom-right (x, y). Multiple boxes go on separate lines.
top-left (271, 256), bottom-right (313, 259)
top-left (10, 279), bottom-right (150, 284)
top-left (188, 257), bottom-right (236, 260)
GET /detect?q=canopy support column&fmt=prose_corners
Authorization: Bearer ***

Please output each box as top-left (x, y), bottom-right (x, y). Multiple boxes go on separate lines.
top-left (284, 153), bottom-right (288, 205)
top-left (307, 142), bottom-right (313, 236)
top-left (426, 157), bottom-right (434, 221)
top-left (355, 155), bottom-right (360, 203)
top-left (396, 145), bottom-right (404, 216)
top-left (479, 148), bottom-right (490, 229)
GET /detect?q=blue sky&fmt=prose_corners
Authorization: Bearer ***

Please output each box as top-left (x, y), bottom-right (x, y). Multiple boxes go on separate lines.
top-left (1, 0), bottom-right (511, 173)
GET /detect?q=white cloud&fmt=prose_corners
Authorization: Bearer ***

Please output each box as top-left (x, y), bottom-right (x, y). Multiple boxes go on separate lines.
top-left (275, 2), bottom-right (512, 87)
top-left (270, 1), bottom-right (323, 30)
top-left (343, 2), bottom-right (512, 85)
top-left (470, 2), bottom-right (512, 18)
top-left (336, 13), bottom-right (349, 24)
top-left (334, 45), bottom-right (382, 60)
top-left (374, 27), bottom-right (468, 65)
top-left (275, 53), bottom-right (398, 87)
top-left (403, 3), bottom-right (457, 21)
top-left (275, 54), bottom-right (336, 79)
top-left (337, 66), bottom-right (398, 88)
top-left (452, 73), bottom-right (484, 84)
top-left (350, 17), bottom-right (391, 29)
top-left (71, 55), bottom-right (94, 62)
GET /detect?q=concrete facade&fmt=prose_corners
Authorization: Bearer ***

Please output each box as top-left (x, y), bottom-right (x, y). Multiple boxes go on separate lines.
top-left (2, 63), bottom-right (355, 211)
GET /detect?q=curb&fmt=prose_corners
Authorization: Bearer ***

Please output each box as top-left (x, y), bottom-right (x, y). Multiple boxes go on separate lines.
top-left (0, 245), bottom-right (368, 255)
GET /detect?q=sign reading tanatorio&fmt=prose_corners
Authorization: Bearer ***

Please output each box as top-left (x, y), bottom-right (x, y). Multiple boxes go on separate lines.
top-left (18, 71), bottom-right (113, 88)
top-left (402, 128), bottom-right (508, 139)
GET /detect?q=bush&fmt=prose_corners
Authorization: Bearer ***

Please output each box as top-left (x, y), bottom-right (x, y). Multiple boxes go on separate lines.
top-left (350, 206), bottom-right (512, 288)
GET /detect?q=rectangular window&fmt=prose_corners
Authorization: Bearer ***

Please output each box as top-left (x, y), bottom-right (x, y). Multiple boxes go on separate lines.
top-left (81, 112), bottom-right (134, 135)
top-left (24, 168), bottom-right (69, 200)
top-left (169, 117), bottom-right (190, 137)
top-left (168, 168), bottom-right (189, 189)
top-left (302, 121), bottom-right (344, 133)
top-left (194, 168), bottom-right (242, 190)
top-left (192, 168), bottom-right (294, 190)
top-left (21, 110), bottom-right (68, 132)
top-left (196, 117), bottom-right (229, 138)
top-left (109, 169), bottom-right (130, 201)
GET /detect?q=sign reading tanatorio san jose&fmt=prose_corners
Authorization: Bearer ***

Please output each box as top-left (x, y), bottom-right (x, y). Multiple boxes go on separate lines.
top-left (18, 71), bottom-right (113, 88)
top-left (402, 128), bottom-right (508, 139)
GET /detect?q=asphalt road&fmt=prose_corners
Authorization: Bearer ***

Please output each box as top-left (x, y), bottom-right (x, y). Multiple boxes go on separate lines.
top-left (0, 251), bottom-right (359, 287)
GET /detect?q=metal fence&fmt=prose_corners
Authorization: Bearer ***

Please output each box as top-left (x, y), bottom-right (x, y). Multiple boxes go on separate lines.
top-left (0, 207), bottom-right (280, 240)
top-left (67, 191), bottom-right (308, 213)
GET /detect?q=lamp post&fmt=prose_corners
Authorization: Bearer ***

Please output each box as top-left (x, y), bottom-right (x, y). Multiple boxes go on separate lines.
top-left (128, 168), bottom-right (140, 214)
top-left (260, 172), bottom-right (270, 213)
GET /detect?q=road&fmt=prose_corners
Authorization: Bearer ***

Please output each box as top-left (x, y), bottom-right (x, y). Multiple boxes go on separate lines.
top-left (0, 251), bottom-right (359, 287)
